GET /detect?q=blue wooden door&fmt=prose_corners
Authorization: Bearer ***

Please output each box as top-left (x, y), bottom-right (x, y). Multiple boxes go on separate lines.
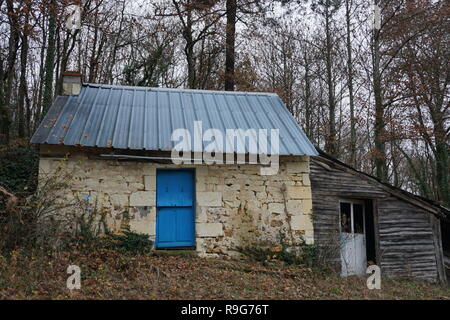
top-left (155, 170), bottom-right (195, 248)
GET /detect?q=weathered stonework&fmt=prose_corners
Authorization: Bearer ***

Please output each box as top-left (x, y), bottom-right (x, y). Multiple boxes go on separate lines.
top-left (38, 146), bottom-right (314, 257)
top-left (130, 191), bottom-right (155, 206)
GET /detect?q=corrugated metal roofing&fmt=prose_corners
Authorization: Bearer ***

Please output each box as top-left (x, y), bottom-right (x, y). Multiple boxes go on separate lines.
top-left (31, 84), bottom-right (318, 156)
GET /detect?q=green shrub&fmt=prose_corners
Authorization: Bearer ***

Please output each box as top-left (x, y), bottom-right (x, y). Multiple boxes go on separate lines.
top-left (0, 145), bottom-right (38, 195)
top-left (236, 244), bottom-right (278, 262)
top-left (98, 231), bottom-right (153, 254)
top-left (0, 167), bottom-right (85, 253)
top-left (0, 145), bottom-right (39, 222)
top-left (236, 235), bottom-right (331, 272)
top-left (280, 242), bottom-right (318, 267)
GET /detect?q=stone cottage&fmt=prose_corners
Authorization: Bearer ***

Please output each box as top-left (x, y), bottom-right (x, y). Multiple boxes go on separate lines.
top-left (31, 74), bottom-right (318, 257)
top-left (32, 74), bottom-right (448, 284)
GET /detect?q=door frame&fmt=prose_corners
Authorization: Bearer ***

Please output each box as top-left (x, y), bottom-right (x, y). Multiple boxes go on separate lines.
top-left (372, 199), bottom-right (381, 269)
top-left (155, 168), bottom-right (196, 249)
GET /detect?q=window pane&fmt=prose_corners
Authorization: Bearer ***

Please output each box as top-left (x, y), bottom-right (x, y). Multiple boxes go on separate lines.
top-left (340, 202), bottom-right (351, 233)
top-left (353, 203), bottom-right (364, 234)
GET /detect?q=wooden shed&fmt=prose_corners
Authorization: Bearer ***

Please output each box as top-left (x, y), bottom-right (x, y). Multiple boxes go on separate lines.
top-left (310, 151), bottom-right (448, 284)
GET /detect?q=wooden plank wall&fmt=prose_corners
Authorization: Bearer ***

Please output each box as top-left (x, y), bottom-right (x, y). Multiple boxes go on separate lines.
top-left (310, 156), bottom-right (442, 283)
top-left (378, 197), bottom-right (442, 281)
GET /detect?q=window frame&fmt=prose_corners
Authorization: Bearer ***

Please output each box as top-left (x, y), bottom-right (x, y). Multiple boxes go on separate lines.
top-left (338, 199), bottom-right (366, 235)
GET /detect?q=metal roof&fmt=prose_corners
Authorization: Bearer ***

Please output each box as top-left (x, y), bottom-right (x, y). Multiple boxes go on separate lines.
top-left (31, 84), bottom-right (318, 156)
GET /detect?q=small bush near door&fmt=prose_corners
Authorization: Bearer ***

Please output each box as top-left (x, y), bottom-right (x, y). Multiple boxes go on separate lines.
top-left (236, 236), bottom-right (323, 271)
top-left (98, 232), bottom-right (153, 254)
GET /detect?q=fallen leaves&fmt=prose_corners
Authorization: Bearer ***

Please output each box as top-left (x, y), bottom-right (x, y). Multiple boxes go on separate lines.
top-left (0, 249), bottom-right (448, 300)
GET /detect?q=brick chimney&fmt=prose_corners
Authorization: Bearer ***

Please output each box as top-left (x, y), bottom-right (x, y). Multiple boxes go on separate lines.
top-left (61, 71), bottom-right (82, 95)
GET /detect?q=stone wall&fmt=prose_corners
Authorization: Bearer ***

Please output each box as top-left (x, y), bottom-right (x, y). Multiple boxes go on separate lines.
top-left (38, 146), bottom-right (314, 257)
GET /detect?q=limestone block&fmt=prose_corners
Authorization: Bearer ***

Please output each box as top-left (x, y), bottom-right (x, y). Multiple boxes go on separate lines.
top-left (97, 181), bottom-right (129, 193)
top-left (290, 214), bottom-right (314, 231)
top-left (286, 200), bottom-right (302, 215)
top-left (287, 186), bottom-right (312, 200)
top-left (224, 184), bottom-right (240, 191)
top-left (205, 176), bottom-right (220, 184)
top-left (111, 175), bottom-right (126, 182)
top-left (129, 217), bottom-right (153, 236)
top-left (39, 159), bottom-right (52, 174)
top-left (224, 200), bottom-right (240, 208)
top-left (196, 176), bottom-right (206, 192)
top-left (197, 192), bottom-right (222, 207)
top-left (240, 190), bottom-right (256, 201)
top-left (196, 238), bottom-right (206, 251)
top-left (222, 190), bottom-right (237, 202)
top-left (302, 173), bottom-right (311, 186)
top-left (286, 161), bottom-right (310, 174)
top-left (144, 175), bottom-right (156, 191)
top-left (287, 199), bottom-right (313, 215)
top-left (142, 167), bottom-right (156, 176)
top-left (196, 208), bottom-right (208, 223)
top-left (301, 199), bottom-right (313, 214)
top-left (256, 192), bottom-right (267, 201)
top-left (266, 186), bottom-right (283, 197)
top-left (196, 223), bottom-right (224, 237)
top-left (268, 202), bottom-right (285, 214)
top-left (129, 182), bottom-right (145, 191)
top-left (196, 167), bottom-right (208, 176)
top-left (245, 185), bottom-right (266, 193)
top-left (207, 207), bottom-right (229, 222)
top-left (124, 175), bottom-right (138, 183)
top-left (304, 230), bottom-right (314, 245)
top-left (110, 194), bottom-right (129, 207)
top-left (130, 191), bottom-right (155, 206)
top-left (84, 178), bottom-right (99, 189)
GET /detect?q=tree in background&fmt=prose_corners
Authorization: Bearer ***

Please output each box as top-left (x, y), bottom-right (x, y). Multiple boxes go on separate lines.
top-left (40, 0), bottom-right (57, 120)
top-left (311, 0), bottom-right (342, 157)
top-left (0, 0), bottom-right (447, 206)
top-left (395, 1), bottom-right (449, 206)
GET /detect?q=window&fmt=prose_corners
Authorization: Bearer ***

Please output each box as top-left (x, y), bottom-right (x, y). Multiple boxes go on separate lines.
top-left (353, 204), bottom-right (364, 234)
top-left (340, 202), bottom-right (352, 233)
top-left (339, 200), bottom-right (365, 234)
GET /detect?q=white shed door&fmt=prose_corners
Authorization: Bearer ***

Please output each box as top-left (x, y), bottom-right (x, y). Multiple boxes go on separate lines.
top-left (340, 201), bottom-right (367, 276)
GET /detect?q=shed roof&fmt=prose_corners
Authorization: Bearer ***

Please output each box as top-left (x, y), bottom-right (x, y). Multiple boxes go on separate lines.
top-left (31, 84), bottom-right (318, 156)
top-left (312, 149), bottom-right (450, 220)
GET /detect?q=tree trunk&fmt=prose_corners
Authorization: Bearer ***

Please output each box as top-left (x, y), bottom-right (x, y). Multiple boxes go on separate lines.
top-left (345, 0), bottom-right (356, 166)
top-left (17, 2), bottom-right (31, 138)
top-left (224, 0), bottom-right (236, 91)
top-left (372, 23), bottom-right (387, 181)
top-left (0, 0), bottom-right (20, 145)
top-left (41, 0), bottom-right (57, 119)
top-left (304, 52), bottom-right (312, 139)
top-left (185, 15), bottom-right (196, 89)
top-left (324, 2), bottom-right (336, 156)
top-left (433, 109), bottom-right (450, 207)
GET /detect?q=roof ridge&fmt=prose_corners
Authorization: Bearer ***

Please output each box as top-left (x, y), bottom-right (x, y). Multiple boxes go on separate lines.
top-left (83, 83), bottom-right (278, 97)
